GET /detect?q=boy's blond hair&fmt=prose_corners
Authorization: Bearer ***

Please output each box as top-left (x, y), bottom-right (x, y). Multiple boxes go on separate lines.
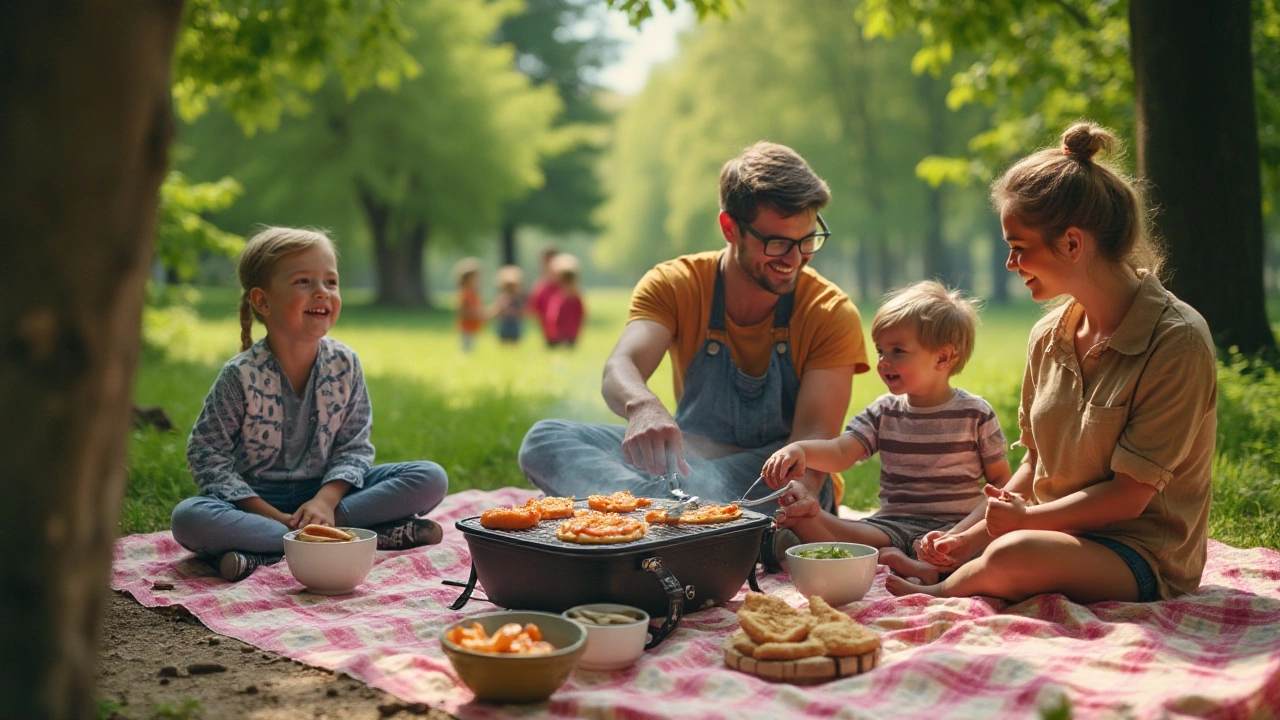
top-left (237, 226), bottom-right (336, 352)
top-left (871, 280), bottom-right (979, 376)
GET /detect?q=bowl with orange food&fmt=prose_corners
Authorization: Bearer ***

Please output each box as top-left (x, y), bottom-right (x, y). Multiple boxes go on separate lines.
top-left (440, 610), bottom-right (587, 703)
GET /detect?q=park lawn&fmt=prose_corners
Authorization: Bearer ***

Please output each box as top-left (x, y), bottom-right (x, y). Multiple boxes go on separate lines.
top-left (123, 286), bottom-right (1280, 553)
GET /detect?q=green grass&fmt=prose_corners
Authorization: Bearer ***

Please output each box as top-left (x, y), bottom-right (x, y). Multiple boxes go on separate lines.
top-left (125, 287), bottom-right (1280, 552)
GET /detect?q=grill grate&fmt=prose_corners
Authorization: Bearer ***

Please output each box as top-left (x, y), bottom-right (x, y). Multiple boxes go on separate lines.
top-left (456, 498), bottom-right (770, 553)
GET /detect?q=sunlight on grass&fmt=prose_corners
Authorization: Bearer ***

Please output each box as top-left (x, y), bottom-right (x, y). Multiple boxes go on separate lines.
top-left (126, 285), bottom-right (1279, 553)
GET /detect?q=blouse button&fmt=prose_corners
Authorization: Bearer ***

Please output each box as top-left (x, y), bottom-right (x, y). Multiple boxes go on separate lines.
top-left (708, 343), bottom-right (720, 356)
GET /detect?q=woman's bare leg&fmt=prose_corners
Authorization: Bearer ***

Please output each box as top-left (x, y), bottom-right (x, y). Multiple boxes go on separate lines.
top-left (878, 546), bottom-right (940, 585)
top-left (885, 530), bottom-right (1141, 604)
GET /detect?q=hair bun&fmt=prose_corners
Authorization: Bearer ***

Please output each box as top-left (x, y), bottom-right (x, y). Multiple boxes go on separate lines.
top-left (1060, 121), bottom-right (1114, 162)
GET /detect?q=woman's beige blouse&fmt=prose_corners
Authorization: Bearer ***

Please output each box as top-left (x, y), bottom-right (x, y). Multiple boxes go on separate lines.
top-left (1018, 273), bottom-right (1217, 599)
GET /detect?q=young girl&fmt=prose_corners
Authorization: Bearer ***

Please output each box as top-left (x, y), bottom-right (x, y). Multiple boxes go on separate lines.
top-left (171, 227), bottom-right (449, 582)
top-left (545, 254), bottom-right (584, 348)
top-left (491, 264), bottom-right (526, 345)
top-left (765, 281), bottom-right (1012, 582)
top-left (888, 122), bottom-right (1217, 603)
top-left (454, 257), bottom-right (484, 353)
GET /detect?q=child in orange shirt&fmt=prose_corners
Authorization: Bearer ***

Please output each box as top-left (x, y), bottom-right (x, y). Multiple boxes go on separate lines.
top-left (454, 258), bottom-right (484, 352)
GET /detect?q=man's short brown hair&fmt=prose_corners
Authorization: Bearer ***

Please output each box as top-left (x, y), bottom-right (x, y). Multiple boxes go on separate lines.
top-left (719, 141), bottom-right (831, 222)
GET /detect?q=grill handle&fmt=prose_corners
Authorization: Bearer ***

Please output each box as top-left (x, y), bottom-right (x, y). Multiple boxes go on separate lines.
top-left (641, 556), bottom-right (687, 649)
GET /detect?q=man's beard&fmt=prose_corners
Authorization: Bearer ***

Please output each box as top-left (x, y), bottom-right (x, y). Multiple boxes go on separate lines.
top-left (736, 249), bottom-right (804, 295)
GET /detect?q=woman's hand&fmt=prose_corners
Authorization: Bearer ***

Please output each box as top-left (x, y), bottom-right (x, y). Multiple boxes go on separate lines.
top-left (761, 444), bottom-right (806, 489)
top-left (772, 480), bottom-right (821, 529)
top-left (291, 497), bottom-right (338, 530)
top-left (983, 484), bottom-right (1029, 538)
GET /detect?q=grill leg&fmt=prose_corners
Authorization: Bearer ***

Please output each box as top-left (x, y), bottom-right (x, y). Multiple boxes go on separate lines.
top-left (446, 564), bottom-right (479, 610)
top-left (747, 565), bottom-right (762, 593)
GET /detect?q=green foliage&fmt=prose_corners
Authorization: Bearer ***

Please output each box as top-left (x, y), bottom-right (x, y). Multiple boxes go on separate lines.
top-left (859, 0), bottom-right (1134, 175)
top-left (150, 698), bottom-right (202, 720)
top-left (595, 0), bottom-right (994, 296)
top-left (174, 0), bottom-right (418, 134)
top-left (180, 0), bottom-right (563, 249)
top-left (156, 171), bottom-right (244, 283)
top-left (607, 0), bottom-right (737, 25)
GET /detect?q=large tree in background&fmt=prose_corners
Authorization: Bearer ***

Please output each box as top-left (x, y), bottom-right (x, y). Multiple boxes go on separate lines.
top-left (496, 0), bottom-right (618, 266)
top-left (1130, 0), bottom-right (1273, 353)
top-left (181, 0), bottom-right (562, 307)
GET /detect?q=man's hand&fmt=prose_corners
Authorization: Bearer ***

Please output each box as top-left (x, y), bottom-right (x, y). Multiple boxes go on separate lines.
top-left (983, 484), bottom-right (1028, 538)
top-left (621, 399), bottom-right (690, 476)
top-left (772, 480), bottom-right (822, 529)
top-left (761, 443), bottom-right (807, 489)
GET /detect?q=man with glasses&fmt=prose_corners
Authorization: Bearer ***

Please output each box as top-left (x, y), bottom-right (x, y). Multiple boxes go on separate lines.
top-left (519, 142), bottom-right (869, 564)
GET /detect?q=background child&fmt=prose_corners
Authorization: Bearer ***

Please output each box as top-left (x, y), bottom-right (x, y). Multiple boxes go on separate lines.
top-left (545, 253), bottom-right (585, 349)
top-left (171, 227), bottom-right (449, 582)
top-left (762, 280), bottom-right (1012, 583)
top-left (491, 264), bottom-right (526, 345)
top-left (454, 257), bottom-right (484, 352)
top-left (529, 247), bottom-right (560, 347)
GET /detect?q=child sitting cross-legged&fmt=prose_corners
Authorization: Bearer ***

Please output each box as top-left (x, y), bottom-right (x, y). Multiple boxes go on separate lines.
top-left (171, 227), bottom-right (449, 582)
top-left (762, 280), bottom-right (1012, 585)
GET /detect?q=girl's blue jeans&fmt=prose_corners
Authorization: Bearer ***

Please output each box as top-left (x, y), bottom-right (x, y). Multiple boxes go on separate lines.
top-left (170, 461), bottom-right (448, 555)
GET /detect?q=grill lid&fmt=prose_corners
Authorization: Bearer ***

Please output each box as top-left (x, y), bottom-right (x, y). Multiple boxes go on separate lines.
top-left (456, 498), bottom-right (771, 555)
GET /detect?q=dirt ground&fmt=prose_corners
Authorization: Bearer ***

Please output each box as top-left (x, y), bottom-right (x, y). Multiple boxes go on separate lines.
top-left (97, 592), bottom-right (456, 720)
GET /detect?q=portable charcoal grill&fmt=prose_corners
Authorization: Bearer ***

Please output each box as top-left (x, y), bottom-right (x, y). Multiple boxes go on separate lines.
top-left (447, 499), bottom-right (771, 648)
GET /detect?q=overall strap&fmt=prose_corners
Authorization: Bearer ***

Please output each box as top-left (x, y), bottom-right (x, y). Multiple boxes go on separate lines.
top-left (709, 260), bottom-right (796, 333)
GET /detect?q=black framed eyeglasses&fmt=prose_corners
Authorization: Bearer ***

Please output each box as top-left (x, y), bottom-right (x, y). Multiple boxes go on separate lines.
top-left (735, 213), bottom-right (830, 257)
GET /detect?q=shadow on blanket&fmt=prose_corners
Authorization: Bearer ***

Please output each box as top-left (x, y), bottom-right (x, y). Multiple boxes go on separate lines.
top-left (111, 487), bottom-right (1280, 720)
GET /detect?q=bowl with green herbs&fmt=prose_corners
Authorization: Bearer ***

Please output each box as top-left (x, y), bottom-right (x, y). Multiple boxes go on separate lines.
top-left (785, 542), bottom-right (879, 606)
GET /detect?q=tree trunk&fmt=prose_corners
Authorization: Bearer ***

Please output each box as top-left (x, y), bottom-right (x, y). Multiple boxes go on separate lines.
top-left (919, 71), bottom-right (949, 285)
top-left (360, 187), bottom-right (428, 308)
top-left (0, 1), bottom-right (181, 718)
top-left (990, 224), bottom-right (1011, 305)
top-left (501, 223), bottom-right (518, 267)
top-left (1130, 0), bottom-right (1274, 354)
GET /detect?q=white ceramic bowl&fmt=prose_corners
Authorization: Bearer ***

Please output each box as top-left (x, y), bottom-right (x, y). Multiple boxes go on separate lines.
top-left (282, 527), bottom-right (376, 595)
top-left (562, 603), bottom-right (649, 671)
top-left (785, 542), bottom-right (879, 606)
top-left (441, 610), bottom-right (587, 703)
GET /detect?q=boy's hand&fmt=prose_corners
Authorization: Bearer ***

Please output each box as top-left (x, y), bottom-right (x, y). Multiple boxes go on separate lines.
top-left (772, 480), bottom-right (821, 529)
top-left (915, 530), bottom-right (981, 570)
top-left (983, 484), bottom-right (1027, 537)
top-left (761, 444), bottom-right (806, 489)
top-left (291, 497), bottom-right (338, 530)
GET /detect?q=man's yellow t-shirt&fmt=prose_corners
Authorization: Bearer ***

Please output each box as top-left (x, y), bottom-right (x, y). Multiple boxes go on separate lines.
top-left (628, 251), bottom-right (870, 401)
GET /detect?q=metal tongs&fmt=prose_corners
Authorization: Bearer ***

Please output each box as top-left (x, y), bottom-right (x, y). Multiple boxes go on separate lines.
top-left (736, 475), bottom-right (788, 507)
top-left (660, 450), bottom-right (698, 519)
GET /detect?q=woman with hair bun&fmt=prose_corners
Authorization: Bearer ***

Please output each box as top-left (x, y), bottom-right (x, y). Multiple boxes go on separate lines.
top-left (888, 122), bottom-right (1218, 604)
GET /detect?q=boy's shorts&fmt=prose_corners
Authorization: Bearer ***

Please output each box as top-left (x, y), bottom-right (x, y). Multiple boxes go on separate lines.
top-left (859, 515), bottom-right (954, 558)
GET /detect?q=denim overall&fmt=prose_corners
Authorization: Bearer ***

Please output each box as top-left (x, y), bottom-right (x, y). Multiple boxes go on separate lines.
top-left (519, 262), bottom-right (834, 509)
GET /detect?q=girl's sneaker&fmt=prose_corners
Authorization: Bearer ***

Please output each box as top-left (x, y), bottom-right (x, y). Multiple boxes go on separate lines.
top-left (218, 551), bottom-right (284, 582)
top-left (373, 517), bottom-right (443, 550)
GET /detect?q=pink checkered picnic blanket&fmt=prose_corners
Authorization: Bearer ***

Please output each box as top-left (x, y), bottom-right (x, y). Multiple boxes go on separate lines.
top-left (111, 487), bottom-right (1280, 719)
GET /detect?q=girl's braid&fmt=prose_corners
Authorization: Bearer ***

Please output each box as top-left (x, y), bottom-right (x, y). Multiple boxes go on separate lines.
top-left (239, 295), bottom-right (254, 352)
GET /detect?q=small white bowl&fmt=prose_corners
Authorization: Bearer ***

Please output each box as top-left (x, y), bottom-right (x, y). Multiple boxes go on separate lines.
top-left (282, 527), bottom-right (376, 595)
top-left (562, 603), bottom-right (649, 671)
top-left (785, 542), bottom-right (879, 606)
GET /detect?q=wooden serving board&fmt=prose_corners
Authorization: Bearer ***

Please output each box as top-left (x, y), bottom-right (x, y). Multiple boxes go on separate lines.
top-left (723, 639), bottom-right (878, 685)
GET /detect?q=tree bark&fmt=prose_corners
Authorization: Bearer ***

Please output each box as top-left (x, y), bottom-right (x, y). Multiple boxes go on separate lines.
top-left (1130, 0), bottom-right (1275, 354)
top-left (359, 186), bottom-right (429, 308)
top-left (0, 1), bottom-right (182, 717)
top-left (501, 223), bottom-right (518, 267)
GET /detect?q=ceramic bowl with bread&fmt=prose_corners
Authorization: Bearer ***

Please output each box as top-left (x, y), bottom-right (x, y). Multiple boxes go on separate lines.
top-left (282, 525), bottom-right (376, 595)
